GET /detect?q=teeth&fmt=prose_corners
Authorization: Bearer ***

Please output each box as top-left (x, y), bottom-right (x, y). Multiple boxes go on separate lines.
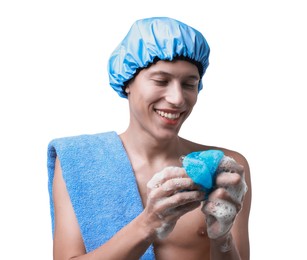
top-left (156, 110), bottom-right (180, 119)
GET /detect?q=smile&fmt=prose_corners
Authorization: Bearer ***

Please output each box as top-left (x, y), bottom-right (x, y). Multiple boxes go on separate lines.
top-left (155, 110), bottom-right (180, 120)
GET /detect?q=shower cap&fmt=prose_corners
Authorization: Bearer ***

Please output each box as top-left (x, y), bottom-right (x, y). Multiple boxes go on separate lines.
top-left (107, 17), bottom-right (210, 98)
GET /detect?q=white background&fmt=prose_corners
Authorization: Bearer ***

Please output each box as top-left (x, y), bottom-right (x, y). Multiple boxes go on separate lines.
top-left (0, 0), bottom-right (306, 259)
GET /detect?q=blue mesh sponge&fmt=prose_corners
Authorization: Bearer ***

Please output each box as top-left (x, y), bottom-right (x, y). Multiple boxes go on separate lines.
top-left (108, 16), bottom-right (210, 98)
top-left (182, 150), bottom-right (224, 195)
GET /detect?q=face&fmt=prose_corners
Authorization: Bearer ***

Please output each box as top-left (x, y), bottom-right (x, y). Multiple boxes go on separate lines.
top-left (126, 59), bottom-right (200, 140)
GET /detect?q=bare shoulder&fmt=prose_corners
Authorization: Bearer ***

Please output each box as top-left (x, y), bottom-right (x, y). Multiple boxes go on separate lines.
top-left (220, 147), bottom-right (249, 170)
top-left (179, 137), bottom-right (250, 172)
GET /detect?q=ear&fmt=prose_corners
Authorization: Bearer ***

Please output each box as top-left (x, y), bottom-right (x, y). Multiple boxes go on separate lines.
top-left (125, 86), bottom-right (130, 94)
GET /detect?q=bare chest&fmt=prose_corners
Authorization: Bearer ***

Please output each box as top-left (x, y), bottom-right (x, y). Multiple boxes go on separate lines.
top-left (134, 169), bottom-right (210, 259)
top-left (154, 208), bottom-right (210, 259)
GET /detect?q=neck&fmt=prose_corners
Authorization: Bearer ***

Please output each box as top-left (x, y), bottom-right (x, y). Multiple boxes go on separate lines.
top-left (119, 129), bottom-right (184, 166)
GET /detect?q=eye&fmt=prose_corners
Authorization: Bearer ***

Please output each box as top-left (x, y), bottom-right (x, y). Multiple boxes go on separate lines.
top-left (152, 79), bottom-right (169, 86)
top-left (182, 82), bottom-right (198, 89)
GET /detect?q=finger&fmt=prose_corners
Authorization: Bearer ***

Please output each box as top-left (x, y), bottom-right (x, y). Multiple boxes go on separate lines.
top-left (162, 200), bottom-right (201, 220)
top-left (203, 199), bottom-right (236, 221)
top-left (217, 156), bottom-right (244, 175)
top-left (215, 172), bottom-right (242, 186)
top-left (207, 187), bottom-right (242, 212)
top-left (147, 166), bottom-right (188, 190)
top-left (160, 177), bottom-right (201, 195)
top-left (153, 190), bottom-right (203, 214)
top-left (215, 173), bottom-right (248, 204)
top-left (204, 213), bottom-right (232, 240)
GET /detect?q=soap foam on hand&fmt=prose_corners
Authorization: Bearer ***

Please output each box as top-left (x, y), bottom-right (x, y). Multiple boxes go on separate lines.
top-left (183, 150), bottom-right (248, 240)
top-left (182, 150), bottom-right (225, 196)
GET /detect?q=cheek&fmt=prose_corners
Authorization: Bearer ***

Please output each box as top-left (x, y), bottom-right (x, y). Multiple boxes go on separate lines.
top-left (186, 92), bottom-right (198, 108)
top-left (128, 89), bottom-right (153, 119)
top-left (192, 94), bottom-right (198, 105)
top-left (129, 81), bottom-right (156, 100)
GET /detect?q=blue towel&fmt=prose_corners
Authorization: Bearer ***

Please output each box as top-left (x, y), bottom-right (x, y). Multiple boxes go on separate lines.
top-left (47, 131), bottom-right (155, 259)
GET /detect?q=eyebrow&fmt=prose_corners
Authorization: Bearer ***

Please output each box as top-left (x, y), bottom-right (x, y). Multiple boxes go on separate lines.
top-left (148, 71), bottom-right (200, 80)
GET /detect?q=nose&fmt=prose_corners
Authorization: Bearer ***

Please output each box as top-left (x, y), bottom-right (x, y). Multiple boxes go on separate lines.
top-left (165, 82), bottom-right (185, 107)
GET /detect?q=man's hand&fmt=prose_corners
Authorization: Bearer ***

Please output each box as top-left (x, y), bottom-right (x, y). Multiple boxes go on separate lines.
top-left (145, 166), bottom-right (204, 239)
top-left (202, 156), bottom-right (248, 240)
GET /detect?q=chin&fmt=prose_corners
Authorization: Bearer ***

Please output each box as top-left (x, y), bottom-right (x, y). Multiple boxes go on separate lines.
top-left (154, 128), bottom-right (181, 141)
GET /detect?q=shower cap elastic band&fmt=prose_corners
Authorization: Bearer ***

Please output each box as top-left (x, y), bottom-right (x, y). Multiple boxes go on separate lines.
top-left (107, 17), bottom-right (210, 98)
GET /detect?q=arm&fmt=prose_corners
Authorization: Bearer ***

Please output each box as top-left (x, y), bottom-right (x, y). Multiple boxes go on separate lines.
top-left (53, 157), bottom-right (204, 259)
top-left (53, 156), bottom-right (152, 260)
top-left (231, 154), bottom-right (251, 260)
top-left (203, 152), bottom-right (252, 260)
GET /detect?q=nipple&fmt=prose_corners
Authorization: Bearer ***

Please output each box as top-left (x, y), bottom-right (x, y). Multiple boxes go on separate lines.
top-left (197, 226), bottom-right (207, 237)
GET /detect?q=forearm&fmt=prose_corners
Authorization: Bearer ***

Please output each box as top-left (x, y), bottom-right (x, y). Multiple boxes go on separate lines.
top-left (210, 233), bottom-right (241, 260)
top-left (71, 213), bottom-right (154, 260)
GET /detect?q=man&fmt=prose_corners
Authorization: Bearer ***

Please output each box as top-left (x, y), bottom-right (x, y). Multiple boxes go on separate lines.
top-left (48, 17), bottom-right (251, 259)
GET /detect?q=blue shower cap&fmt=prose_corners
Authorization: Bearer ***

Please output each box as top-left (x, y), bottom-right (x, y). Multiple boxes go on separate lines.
top-left (107, 17), bottom-right (210, 98)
